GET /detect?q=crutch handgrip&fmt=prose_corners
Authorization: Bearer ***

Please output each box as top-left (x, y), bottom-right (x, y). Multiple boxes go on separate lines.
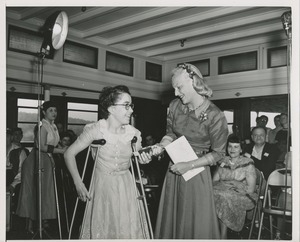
top-left (92, 139), bottom-right (106, 145)
top-left (131, 136), bottom-right (137, 144)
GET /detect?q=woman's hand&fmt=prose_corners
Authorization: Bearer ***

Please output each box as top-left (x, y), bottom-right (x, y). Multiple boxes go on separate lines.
top-left (138, 151), bottom-right (152, 164)
top-left (170, 162), bottom-right (193, 175)
top-left (151, 143), bottom-right (164, 157)
top-left (74, 180), bottom-right (91, 202)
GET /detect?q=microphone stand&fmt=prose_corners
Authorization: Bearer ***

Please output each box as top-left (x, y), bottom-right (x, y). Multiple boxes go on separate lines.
top-left (281, 11), bottom-right (292, 238)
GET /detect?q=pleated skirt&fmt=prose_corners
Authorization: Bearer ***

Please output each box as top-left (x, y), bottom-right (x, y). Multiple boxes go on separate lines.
top-left (155, 164), bottom-right (220, 239)
top-left (16, 150), bottom-right (57, 220)
top-left (80, 168), bottom-right (149, 239)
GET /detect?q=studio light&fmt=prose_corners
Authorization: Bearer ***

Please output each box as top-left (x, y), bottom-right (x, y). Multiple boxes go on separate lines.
top-left (40, 11), bottom-right (68, 56)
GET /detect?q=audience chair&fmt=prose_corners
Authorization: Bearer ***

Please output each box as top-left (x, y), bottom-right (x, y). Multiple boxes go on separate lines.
top-left (246, 168), bottom-right (265, 239)
top-left (257, 168), bottom-right (292, 240)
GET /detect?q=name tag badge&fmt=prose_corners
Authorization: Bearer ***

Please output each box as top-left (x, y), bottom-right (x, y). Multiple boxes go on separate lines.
top-left (264, 153), bottom-right (269, 157)
top-left (220, 162), bottom-right (225, 167)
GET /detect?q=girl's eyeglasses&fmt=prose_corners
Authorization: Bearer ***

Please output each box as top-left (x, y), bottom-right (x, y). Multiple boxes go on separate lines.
top-left (112, 103), bottom-right (134, 110)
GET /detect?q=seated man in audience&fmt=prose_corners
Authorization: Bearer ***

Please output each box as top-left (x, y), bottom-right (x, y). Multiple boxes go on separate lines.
top-left (243, 126), bottom-right (279, 179)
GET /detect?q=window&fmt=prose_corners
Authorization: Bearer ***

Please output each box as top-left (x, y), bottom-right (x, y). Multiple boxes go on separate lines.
top-left (250, 111), bottom-right (281, 129)
top-left (63, 40), bottom-right (98, 68)
top-left (218, 51), bottom-right (257, 74)
top-left (267, 46), bottom-right (287, 68)
top-left (146, 62), bottom-right (162, 82)
top-left (8, 25), bottom-right (54, 58)
top-left (17, 98), bottom-right (39, 144)
top-left (106, 51), bottom-right (134, 76)
top-left (189, 59), bottom-right (210, 77)
top-left (223, 110), bottom-right (234, 134)
top-left (67, 102), bottom-right (98, 136)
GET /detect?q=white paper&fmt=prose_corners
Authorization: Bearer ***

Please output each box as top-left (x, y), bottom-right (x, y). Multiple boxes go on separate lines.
top-left (165, 136), bottom-right (204, 181)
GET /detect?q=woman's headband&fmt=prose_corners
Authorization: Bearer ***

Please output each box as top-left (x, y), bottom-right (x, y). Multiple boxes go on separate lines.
top-left (177, 63), bottom-right (203, 79)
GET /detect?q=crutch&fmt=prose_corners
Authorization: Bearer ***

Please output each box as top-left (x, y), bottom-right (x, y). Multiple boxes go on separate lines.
top-left (52, 165), bottom-right (62, 239)
top-left (68, 139), bottom-right (106, 240)
top-left (60, 168), bottom-right (70, 233)
top-left (130, 136), bottom-right (154, 239)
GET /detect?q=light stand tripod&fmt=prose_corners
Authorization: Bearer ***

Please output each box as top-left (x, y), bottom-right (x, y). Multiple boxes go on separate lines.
top-left (31, 10), bottom-right (68, 240)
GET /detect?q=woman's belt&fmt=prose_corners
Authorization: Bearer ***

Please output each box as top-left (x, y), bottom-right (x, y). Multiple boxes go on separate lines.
top-left (96, 163), bottom-right (129, 176)
top-left (195, 150), bottom-right (209, 157)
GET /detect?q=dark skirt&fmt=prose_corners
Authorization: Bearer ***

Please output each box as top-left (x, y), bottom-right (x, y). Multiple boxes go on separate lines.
top-left (155, 163), bottom-right (220, 239)
top-left (16, 149), bottom-right (57, 220)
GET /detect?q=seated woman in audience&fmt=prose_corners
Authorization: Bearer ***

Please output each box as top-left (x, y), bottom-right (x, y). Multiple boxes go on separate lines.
top-left (6, 128), bottom-right (29, 212)
top-left (213, 135), bottom-right (257, 239)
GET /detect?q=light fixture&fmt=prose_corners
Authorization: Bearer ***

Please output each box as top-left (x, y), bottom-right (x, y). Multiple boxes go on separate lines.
top-left (40, 11), bottom-right (68, 56)
top-left (281, 11), bottom-right (291, 39)
top-left (180, 39), bottom-right (187, 47)
top-left (34, 10), bottom-right (69, 240)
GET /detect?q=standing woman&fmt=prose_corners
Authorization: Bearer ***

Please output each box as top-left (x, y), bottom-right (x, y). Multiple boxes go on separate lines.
top-left (17, 101), bottom-right (67, 233)
top-left (64, 85), bottom-right (151, 239)
top-left (153, 63), bottom-right (228, 239)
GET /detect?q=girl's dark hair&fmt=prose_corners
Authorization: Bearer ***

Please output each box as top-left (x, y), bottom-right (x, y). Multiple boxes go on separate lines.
top-left (98, 85), bottom-right (131, 119)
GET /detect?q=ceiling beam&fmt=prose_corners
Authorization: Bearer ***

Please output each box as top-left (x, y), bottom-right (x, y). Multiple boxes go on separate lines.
top-left (82, 7), bottom-right (185, 38)
top-left (128, 7), bottom-right (289, 51)
top-left (69, 7), bottom-right (120, 25)
top-left (162, 32), bottom-right (286, 61)
top-left (147, 23), bottom-right (283, 57)
top-left (106, 7), bottom-right (255, 45)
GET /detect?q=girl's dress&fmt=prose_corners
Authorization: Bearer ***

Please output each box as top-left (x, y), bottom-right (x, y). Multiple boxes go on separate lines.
top-left (75, 119), bottom-right (149, 239)
top-left (17, 119), bottom-right (60, 220)
top-left (155, 98), bottom-right (228, 239)
top-left (213, 156), bottom-right (258, 231)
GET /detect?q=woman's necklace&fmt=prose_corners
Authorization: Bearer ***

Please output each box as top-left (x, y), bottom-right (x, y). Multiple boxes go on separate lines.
top-left (228, 157), bottom-right (239, 166)
top-left (188, 99), bottom-right (205, 111)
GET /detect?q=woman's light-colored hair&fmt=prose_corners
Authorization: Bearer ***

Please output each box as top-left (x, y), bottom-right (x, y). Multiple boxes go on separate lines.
top-left (171, 63), bottom-right (213, 97)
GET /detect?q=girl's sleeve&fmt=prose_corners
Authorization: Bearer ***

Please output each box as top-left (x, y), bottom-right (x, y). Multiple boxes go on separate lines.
top-left (72, 123), bottom-right (98, 154)
top-left (135, 129), bottom-right (142, 151)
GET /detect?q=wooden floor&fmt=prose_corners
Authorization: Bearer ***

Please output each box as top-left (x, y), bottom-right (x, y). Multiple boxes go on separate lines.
top-left (6, 212), bottom-right (292, 240)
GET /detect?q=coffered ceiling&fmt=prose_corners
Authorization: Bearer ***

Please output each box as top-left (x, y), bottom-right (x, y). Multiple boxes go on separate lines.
top-left (6, 6), bottom-right (291, 61)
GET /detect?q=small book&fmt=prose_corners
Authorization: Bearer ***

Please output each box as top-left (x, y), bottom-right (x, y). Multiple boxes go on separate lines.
top-left (165, 136), bottom-right (204, 181)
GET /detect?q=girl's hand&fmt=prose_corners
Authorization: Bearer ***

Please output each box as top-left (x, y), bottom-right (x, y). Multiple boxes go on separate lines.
top-left (74, 180), bottom-right (91, 202)
top-left (61, 146), bottom-right (68, 154)
top-left (170, 162), bottom-right (192, 175)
